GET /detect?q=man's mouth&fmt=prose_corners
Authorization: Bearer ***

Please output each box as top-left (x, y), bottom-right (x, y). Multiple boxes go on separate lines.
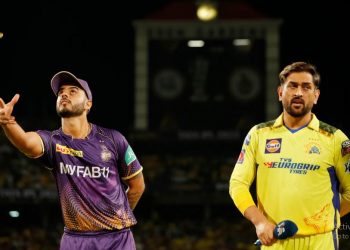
top-left (60, 100), bottom-right (70, 105)
top-left (291, 99), bottom-right (304, 105)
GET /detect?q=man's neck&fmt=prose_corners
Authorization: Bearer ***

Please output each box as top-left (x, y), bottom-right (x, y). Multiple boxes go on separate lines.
top-left (283, 112), bottom-right (312, 130)
top-left (61, 117), bottom-right (91, 139)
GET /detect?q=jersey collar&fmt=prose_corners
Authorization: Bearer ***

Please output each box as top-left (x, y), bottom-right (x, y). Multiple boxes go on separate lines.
top-left (273, 113), bottom-right (319, 131)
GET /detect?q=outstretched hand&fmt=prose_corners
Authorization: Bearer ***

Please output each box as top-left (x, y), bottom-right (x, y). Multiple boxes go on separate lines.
top-left (0, 94), bottom-right (20, 125)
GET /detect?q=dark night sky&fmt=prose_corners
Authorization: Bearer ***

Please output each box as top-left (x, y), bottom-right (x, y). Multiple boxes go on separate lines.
top-left (1, 0), bottom-right (349, 134)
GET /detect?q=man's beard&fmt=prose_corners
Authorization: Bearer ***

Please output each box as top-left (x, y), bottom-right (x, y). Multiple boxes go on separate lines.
top-left (284, 101), bottom-right (312, 118)
top-left (57, 102), bottom-right (85, 118)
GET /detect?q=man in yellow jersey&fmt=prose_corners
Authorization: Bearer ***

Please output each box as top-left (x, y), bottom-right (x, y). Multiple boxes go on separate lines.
top-left (229, 61), bottom-right (350, 249)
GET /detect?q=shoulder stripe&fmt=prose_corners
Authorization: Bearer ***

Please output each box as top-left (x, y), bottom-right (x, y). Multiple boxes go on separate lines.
top-left (256, 119), bottom-right (276, 129)
top-left (319, 121), bottom-right (338, 135)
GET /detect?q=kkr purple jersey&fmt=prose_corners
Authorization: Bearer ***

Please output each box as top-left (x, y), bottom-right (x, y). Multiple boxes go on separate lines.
top-left (36, 124), bottom-right (143, 232)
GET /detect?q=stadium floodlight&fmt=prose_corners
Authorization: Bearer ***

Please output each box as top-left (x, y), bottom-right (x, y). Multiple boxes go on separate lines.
top-left (196, 1), bottom-right (218, 21)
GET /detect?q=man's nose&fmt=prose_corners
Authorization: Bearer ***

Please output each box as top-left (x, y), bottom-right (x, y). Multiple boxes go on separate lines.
top-left (59, 91), bottom-right (68, 98)
top-left (294, 86), bottom-right (303, 96)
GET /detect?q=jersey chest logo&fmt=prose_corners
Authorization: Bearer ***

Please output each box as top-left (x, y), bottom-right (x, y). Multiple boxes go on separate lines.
top-left (265, 138), bottom-right (282, 154)
top-left (101, 145), bottom-right (112, 162)
top-left (56, 144), bottom-right (83, 157)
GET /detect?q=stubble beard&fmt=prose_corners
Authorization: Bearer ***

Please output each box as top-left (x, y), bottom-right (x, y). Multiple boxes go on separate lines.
top-left (284, 102), bottom-right (312, 118)
top-left (57, 102), bottom-right (85, 118)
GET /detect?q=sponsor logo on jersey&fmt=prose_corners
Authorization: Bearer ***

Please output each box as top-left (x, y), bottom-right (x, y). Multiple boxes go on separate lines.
top-left (237, 149), bottom-right (245, 164)
top-left (125, 146), bottom-right (137, 165)
top-left (59, 162), bottom-right (110, 178)
top-left (345, 160), bottom-right (350, 173)
top-left (56, 144), bottom-right (83, 157)
top-left (264, 158), bottom-right (320, 175)
top-left (244, 134), bottom-right (251, 146)
top-left (265, 138), bottom-right (282, 154)
top-left (341, 140), bottom-right (350, 156)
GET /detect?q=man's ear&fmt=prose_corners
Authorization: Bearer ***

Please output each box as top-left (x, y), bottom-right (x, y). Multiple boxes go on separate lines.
top-left (277, 85), bottom-right (283, 101)
top-left (86, 100), bottom-right (92, 110)
top-left (314, 89), bottom-right (320, 104)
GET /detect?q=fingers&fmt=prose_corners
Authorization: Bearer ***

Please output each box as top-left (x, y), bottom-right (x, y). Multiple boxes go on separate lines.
top-left (263, 237), bottom-right (276, 246)
top-left (0, 98), bottom-right (5, 109)
top-left (257, 236), bottom-right (275, 246)
top-left (255, 220), bottom-right (276, 246)
top-left (0, 116), bottom-right (16, 126)
top-left (0, 94), bottom-right (20, 108)
top-left (0, 94), bottom-right (19, 120)
top-left (10, 94), bottom-right (20, 106)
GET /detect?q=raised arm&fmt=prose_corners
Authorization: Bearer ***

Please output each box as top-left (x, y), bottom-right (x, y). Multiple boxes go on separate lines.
top-left (0, 94), bottom-right (43, 158)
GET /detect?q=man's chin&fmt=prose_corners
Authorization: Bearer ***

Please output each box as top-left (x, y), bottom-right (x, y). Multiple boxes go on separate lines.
top-left (289, 109), bottom-right (307, 118)
top-left (57, 110), bottom-right (84, 118)
top-left (57, 111), bottom-right (72, 118)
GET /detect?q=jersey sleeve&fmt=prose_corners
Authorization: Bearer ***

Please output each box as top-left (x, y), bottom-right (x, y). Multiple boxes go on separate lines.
top-left (113, 132), bottom-right (143, 180)
top-left (35, 130), bottom-right (54, 169)
top-left (229, 125), bottom-right (258, 215)
top-left (334, 130), bottom-right (350, 206)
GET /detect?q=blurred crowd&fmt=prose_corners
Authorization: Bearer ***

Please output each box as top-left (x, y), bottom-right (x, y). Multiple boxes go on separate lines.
top-left (1, 132), bottom-right (350, 250)
top-left (0, 132), bottom-right (234, 197)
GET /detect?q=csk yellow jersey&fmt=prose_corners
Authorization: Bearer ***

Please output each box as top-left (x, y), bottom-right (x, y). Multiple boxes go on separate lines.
top-left (229, 114), bottom-right (350, 235)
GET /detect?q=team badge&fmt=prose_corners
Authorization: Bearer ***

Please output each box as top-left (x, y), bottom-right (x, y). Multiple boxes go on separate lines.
top-left (100, 145), bottom-right (112, 162)
top-left (265, 138), bottom-right (282, 154)
top-left (304, 142), bottom-right (321, 154)
top-left (309, 146), bottom-right (320, 154)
